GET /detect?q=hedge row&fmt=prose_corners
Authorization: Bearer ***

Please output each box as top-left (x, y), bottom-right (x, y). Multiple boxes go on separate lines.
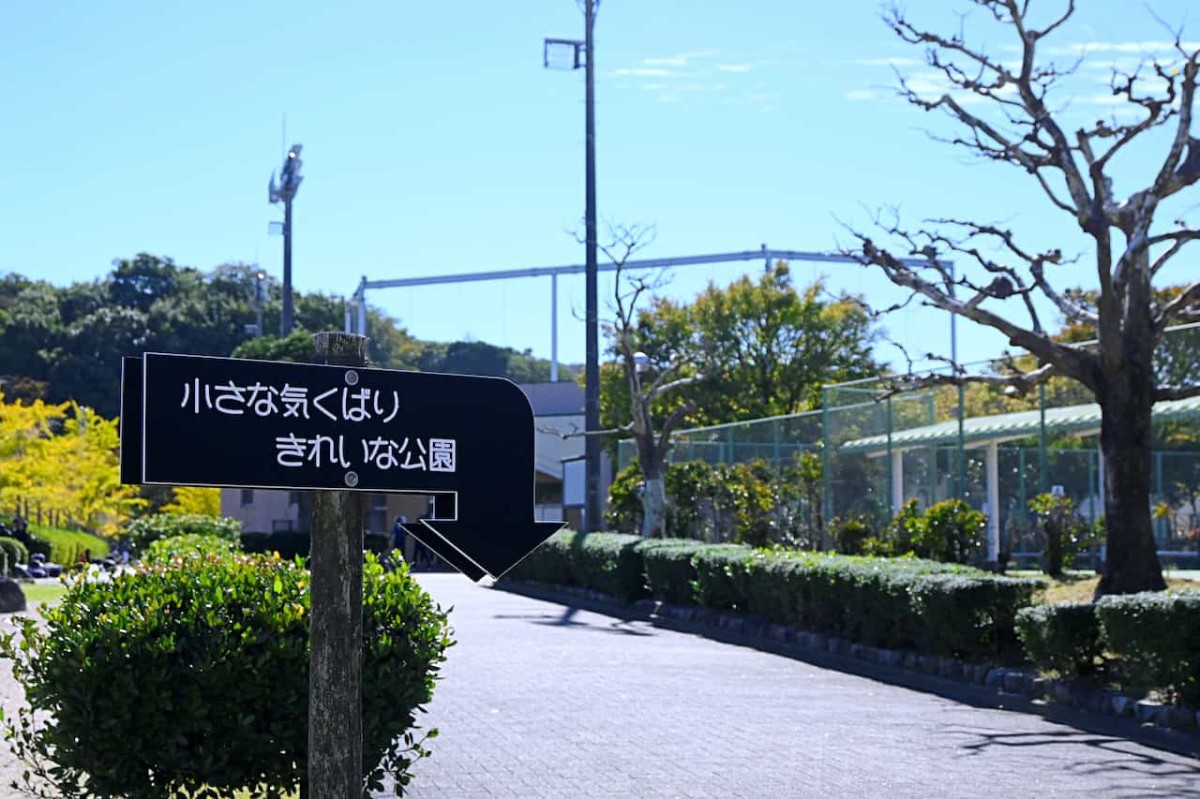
top-left (507, 532), bottom-right (1042, 660)
top-left (1017, 592), bottom-right (1200, 705)
top-left (27, 525), bottom-right (110, 566)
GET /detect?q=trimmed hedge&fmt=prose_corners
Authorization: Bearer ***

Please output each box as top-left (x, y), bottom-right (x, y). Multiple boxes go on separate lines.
top-left (143, 533), bottom-right (241, 567)
top-left (508, 531), bottom-right (1042, 660)
top-left (1015, 603), bottom-right (1101, 677)
top-left (123, 514), bottom-right (241, 556)
top-left (1096, 591), bottom-right (1200, 706)
top-left (27, 525), bottom-right (110, 566)
top-left (0, 537), bottom-right (29, 574)
top-left (239, 531), bottom-right (390, 561)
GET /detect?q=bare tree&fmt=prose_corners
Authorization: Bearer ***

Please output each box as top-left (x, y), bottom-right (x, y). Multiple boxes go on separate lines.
top-left (599, 224), bottom-right (702, 538)
top-left (846, 1), bottom-right (1200, 596)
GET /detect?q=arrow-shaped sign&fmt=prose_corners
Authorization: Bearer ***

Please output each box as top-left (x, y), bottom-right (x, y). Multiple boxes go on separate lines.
top-left (120, 353), bottom-right (564, 580)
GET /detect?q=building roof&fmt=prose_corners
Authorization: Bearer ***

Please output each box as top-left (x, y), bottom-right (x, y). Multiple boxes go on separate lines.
top-left (518, 381), bottom-right (584, 417)
top-left (840, 395), bottom-right (1200, 455)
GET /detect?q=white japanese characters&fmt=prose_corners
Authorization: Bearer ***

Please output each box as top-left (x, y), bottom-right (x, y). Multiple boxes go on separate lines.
top-left (180, 379), bottom-right (400, 423)
top-left (180, 377), bottom-right (457, 474)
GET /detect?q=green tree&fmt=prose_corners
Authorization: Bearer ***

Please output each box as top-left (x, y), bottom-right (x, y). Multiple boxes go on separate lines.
top-left (601, 262), bottom-right (882, 433)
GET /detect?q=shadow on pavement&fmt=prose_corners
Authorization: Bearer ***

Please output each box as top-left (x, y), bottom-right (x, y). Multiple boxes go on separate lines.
top-left (944, 727), bottom-right (1200, 796)
top-left (492, 605), bottom-right (654, 636)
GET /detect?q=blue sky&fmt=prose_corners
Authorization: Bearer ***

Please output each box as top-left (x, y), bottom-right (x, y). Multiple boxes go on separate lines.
top-left (3, 0), bottom-right (1198, 372)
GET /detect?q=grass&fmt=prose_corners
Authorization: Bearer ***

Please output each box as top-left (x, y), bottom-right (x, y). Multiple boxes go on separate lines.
top-left (1017, 569), bottom-right (1200, 605)
top-left (20, 582), bottom-right (68, 606)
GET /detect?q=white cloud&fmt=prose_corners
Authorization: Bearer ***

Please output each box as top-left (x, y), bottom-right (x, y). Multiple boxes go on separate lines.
top-left (613, 67), bottom-right (674, 77)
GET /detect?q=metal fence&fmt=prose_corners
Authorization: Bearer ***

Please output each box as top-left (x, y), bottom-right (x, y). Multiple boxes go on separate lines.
top-left (617, 324), bottom-right (1200, 551)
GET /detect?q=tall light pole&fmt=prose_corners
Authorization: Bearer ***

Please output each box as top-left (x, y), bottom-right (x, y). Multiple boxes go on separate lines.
top-left (270, 144), bottom-right (304, 337)
top-left (545, 0), bottom-right (602, 530)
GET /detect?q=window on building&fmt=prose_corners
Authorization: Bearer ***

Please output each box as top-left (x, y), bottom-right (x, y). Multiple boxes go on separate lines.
top-left (240, 489), bottom-right (254, 507)
top-left (288, 491), bottom-right (300, 506)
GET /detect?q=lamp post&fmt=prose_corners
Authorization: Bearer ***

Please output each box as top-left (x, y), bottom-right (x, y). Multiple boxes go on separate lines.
top-left (269, 144), bottom-right (304, 337)
top-left (545, 0), bottom-right (601, 531)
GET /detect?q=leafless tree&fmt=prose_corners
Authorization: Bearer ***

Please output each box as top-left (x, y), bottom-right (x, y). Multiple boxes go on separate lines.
top-left (597, 224), bottom-right (703, 538)
top-left (845, 0), bottom-right (1200, 596)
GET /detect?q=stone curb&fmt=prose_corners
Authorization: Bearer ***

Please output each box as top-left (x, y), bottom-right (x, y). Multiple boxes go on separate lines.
top-left (497, 579), bottom-right (1200, 749)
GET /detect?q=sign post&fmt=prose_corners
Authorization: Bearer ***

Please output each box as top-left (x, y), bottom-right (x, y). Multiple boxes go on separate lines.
top-left (119, 342), bottom-right (564, 797)
top-left (308, 332), bottom-right (365, 799)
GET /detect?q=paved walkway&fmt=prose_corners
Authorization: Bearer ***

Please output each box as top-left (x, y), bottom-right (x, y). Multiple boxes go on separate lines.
top-left (402, 574), bottom-right (1200, 798)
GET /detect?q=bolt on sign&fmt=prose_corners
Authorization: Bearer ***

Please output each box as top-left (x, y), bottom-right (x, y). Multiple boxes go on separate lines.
top-left (120, 353), bottom-right (564, 581)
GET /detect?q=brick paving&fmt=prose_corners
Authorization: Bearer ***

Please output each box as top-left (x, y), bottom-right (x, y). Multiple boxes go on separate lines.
top-left (399, 574), bottom-right (1199, 799)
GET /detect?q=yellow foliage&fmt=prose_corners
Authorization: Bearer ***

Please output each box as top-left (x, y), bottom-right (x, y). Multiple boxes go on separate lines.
top-left (0, 392), bottom-right (144, 535)
top-left (162, 486), bottom-right (222, 517)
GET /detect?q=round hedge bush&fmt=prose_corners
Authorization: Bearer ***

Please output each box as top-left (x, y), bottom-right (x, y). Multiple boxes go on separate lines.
top-left (142, 532), bottom-right (241, 566)
top-left (2, 553), bottom-right (452, 798)
top-left (122, 513), bottom-right (243, 556)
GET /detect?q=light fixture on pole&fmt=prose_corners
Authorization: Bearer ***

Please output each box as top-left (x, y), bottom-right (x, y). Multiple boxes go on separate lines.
top-left (269, 144), bottom-right (304, 337)
top-left (545, 0), bottom-right (601, 531)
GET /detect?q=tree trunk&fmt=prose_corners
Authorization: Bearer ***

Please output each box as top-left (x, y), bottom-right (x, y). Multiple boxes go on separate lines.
top-left (641, 476), bottom-right (667, 538)
top-left (1094, 384), bottom-right (1167, 597)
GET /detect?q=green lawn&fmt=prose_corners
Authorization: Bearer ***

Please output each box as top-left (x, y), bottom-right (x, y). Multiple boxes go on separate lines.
top-left (20, 582), bottom-right (68, 606)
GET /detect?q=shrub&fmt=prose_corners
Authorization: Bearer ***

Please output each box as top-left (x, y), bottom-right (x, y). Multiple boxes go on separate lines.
top-left (27, 525), bottom-right (110, 566)
top-left (636, 539), bottom-right (705, 604)
top-left (564, 533), bottom-right (646, 602)
top-left (829, 514), bottom-right (875, 555)
top-left (913, 499), bottom-right (986, 564)
top-left (508, 530), bottom-right (1039, 660)
top-left (142, 533), bottom-right (241, 566)
top-left (878, 498), bottom-right (924, 556)
top-left (1096, 591), bottom-right (1200, 705)
top-left (1015, 603), bottom-right (1102, 677)
top-left (123, 513), bottom-right (242, 556)
top-left (1028, 493), bottom-right (1094, 576)
top-left (0, 537), bottom-right (29, 573)
top-left (1, 553), bottom-right (452, 798)
top-left (909, 575), bottom-right (1041, 658)
top-left (505, 530), bottom-right (575, 586)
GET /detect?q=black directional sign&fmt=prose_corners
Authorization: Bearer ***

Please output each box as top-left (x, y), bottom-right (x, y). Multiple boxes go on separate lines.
top-left (120, 352), bottom-right (564, 580)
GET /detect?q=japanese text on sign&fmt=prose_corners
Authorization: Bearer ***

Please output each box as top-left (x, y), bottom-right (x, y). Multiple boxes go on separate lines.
top-left (180, 378), bottom-right (457, 474)
top-left (180, 379), bottom-right (401, 423)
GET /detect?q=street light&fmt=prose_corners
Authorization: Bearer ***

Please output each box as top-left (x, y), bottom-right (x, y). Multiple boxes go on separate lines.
top-left (545, 0), bottom-right (601, 531)
top-left (269, 144), bottom-right (304, 337)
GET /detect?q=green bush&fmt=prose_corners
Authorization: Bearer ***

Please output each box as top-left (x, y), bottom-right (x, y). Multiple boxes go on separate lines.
top-left (1, 552), bottom-right (452, 798)
top-left (1015, 603), bottom-right (1102, 676)
top-left (829, 514), bottom-right (875, 555)
top-left (912, 499), bottom-right (986, 564)
top-left (1096, 591), bottom-right (1200, 705)
top-left (565, 533), bottom-right (646, 602)
top-left (1028, 493), bottom-right (1095, 576)
top-left (509, 530), bottom-right (1040, 660)
top-left (0, 537), bottom-right (29, 573)
top-left (143, 533), bottom-right (242, 566)
top-left (636, 539), bottom-right (705, 604)
top-left (506, 530), bottom-right (576, 586)
top-left (909, 575), bottom-right (1041, 658)
top-left (124, 513), bottom-right (242, 556)
top-left (27, 525), bottom-right (110, 566)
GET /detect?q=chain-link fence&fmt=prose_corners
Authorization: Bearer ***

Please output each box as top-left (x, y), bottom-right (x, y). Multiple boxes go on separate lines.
top-left (615, 324), bottom-right (1200, 552)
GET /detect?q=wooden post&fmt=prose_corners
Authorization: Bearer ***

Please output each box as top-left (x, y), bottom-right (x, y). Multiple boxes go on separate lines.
top-left (308, 332), bottom-right (367, 799)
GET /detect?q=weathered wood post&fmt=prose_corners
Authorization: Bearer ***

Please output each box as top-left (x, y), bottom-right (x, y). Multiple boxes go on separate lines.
top-left (308, 332), bottom-right (366, 799)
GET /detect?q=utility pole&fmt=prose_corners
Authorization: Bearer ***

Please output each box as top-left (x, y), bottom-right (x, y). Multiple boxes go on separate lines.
top-left (270, 144), bottom-right (304, 337)
top-left (582, 0), bottom-right (601, 532)
top-left (545, 1), bottom-right (601, 530)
